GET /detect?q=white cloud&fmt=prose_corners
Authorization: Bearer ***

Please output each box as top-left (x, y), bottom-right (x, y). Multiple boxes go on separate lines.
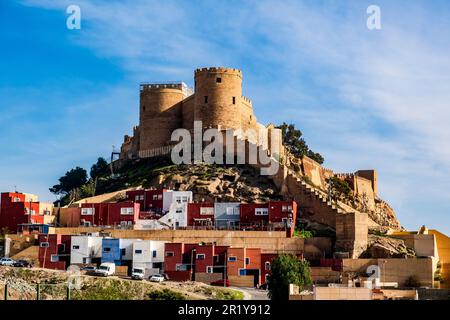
top-left (17, 0), bottom-right (450, 233)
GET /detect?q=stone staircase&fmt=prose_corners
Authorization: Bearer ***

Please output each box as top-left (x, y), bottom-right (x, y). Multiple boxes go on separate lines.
top-left (285, 168), bottom-right (361, 229)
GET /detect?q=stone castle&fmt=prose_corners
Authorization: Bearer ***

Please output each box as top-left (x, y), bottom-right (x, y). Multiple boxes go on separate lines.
top-left (120, 67), bottom-right (279, 160)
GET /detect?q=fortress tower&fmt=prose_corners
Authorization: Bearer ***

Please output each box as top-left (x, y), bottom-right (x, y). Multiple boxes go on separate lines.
top-left (194, 67), bottom-right (243, 130)
top-left (120, 67), bottom-right (264, 159)
top-left (139, 83), bottom-right (187, 150)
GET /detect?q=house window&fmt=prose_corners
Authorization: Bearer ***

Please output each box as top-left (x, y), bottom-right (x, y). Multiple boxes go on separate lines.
top-left (226, 207), bottom-right (234, 215)
top-left (157, 194), bottom-right (163, 200)
top-left (200, 207), bottom-right (214, 215)
top-left (135, 249), bottom-right (143, 254)
top-left (81, 208), bottom-right (94, 216)
top-left (166, 251), bottom-right (174, 257)
top-left (282, 205), bottom-right (287, 212)
top-left (121, 248), bottom-right (126, 256)
top-left (153, 195), bottom-right (158, 200)
top-left (239, 269), bottom-right (247, 276)
top-left (120, 207), bottom-right (134, 215)
top-left (176, 209), bottom-right (183, 214)
top-left (60, 244), bottom-right (65, 252)
top-left (207, 266), bottom-right (214, 273)
top-left (83, 258), bottom-right (88, 264)
top-left (50, 255), bottom-right (58, 262)
top-left (182, 196), bottom-right (188, 203)
top-left (216, 77), bottom-right (222, 83)
top-left (232, 97), bottom-right (236, 104)
top-left (103, 247), bottom-right (111, 252)
top-left (228, 256), bottom-right (237, 262)
top-left (233, 207), bottom-right (240, 215)
top-left (13, 197), bottom-right (21, 202)
top-left (245, 257), bottom-right (250, 265)
top-left (196, 254), bottom-right (206, 260)
top-left (72, 245), bottom-right (80, 250)
top-left (175, 196), bottom-right (182, 203)
top-left (143, 105), bottom-right (146, 112)
top-left (152, 250), bottom-right (157, 258)
top-left (255, 208), bottom-right (268, 216)
top-left (204, 96), bottom-right (208, 103)
top-left (43, 210), bottom-right (51, 215)
top-left (40, 242), bottom-right (49, 248)
top-left (265, 261), bottom-right (271, 271)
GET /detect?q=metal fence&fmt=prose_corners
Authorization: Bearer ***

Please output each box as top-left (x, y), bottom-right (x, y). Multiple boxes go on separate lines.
top-left (2, 283), bottom-right (73, 300)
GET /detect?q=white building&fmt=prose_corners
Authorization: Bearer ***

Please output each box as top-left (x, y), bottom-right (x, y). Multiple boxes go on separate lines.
top-left (162, 190), bottom-right (193, 212)
top-left (132, 240), bottom-right (166, 277)
top-left (70, 235), bottom-right (103, 265)
top-left (158, 202), bottom-right (188, 228)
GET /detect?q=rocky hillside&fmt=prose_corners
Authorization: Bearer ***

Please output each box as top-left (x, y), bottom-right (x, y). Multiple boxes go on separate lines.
top-left (90, 158), bottom-right (284, 204)
top-left (0, 267), bottom-right (243, 300)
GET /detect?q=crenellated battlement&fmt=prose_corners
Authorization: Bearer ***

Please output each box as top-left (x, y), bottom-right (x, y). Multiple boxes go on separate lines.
top-left (195, 67), bottom-right (242, 77)
top-left (335, 172), bottom-right (355, 178)
top-left (242, 96), bottom-right (252, 105)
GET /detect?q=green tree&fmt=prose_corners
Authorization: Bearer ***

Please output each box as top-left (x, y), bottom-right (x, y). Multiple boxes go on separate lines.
top-left (90, 157), bottom-right (109, 179)
top-left (268, 254), bottom-right (312, 300)
top-left (49, 167), bottom-right (88, 196)
top-left (327, 176), bottom-right (352, 199)
top-left (276, 122), bottom-right (324, 164)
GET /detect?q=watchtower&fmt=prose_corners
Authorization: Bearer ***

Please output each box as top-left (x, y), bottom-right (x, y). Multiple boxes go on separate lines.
top-left (139, 83), bottom-right (188, 150)
top-left (194, 67), bottom-right (243, 130)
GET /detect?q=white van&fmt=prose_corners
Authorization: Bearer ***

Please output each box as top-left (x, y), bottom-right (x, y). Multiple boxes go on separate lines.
top-left (131, 268), bottom-right (145, 280)
top-left (95, 262), bottom-right (116, 277)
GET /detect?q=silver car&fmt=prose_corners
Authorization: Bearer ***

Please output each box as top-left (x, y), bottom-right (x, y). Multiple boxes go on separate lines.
top-left (0, 258), bottom-right (15, 266)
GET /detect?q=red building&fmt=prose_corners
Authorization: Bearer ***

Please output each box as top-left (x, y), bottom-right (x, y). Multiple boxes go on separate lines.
top-left (164, 243), bottom-right (191, 281)
top-left (164, 243), bottom-right (228, 281)
top-left (38, 234), bottom-right (71, 270)
top-left (0, 192), bottom-right (42, 233)
top-left (187, 202), bottom-right (214, 227)
top-left (239, 203), bottom-right (269, 228)
top-left (125, 189), bottom-right (166, 214)
top-left (79, 201), bottom-right (140, 227)
top-left (260, 253), bottom-right (278, 285)
top-left (268, 201), bottom-right (297, 237)
top-left (227, 247), bottom-right (262, 287)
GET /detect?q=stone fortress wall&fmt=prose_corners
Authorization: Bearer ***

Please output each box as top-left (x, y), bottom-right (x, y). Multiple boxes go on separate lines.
top-left (120, 67), bottom-right (265, 160)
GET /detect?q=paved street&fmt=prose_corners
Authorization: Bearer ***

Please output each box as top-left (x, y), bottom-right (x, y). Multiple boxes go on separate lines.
top-left (231, 287), bottom-right (270, 300)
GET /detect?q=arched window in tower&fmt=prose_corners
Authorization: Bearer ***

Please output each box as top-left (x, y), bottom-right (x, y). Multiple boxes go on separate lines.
top-left (143, 105), bottom-right (146, 112)
top-left (232, 97), bottom-right (236, 105)
top-left (204, 96), bottom-right (208, 104)
top-left (216, 77), bottom-right (222, 83)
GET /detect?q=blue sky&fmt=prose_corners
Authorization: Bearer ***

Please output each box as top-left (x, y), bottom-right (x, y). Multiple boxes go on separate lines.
top-left (1, 0), bottom-right (449, 234)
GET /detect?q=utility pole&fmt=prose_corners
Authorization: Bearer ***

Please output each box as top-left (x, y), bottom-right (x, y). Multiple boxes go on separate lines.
top-left (224, 251), bottom-right (227, 288)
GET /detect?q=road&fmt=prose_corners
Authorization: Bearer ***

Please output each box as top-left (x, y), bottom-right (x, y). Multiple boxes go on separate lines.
top-left (231, 287), bottom-right (270, 300)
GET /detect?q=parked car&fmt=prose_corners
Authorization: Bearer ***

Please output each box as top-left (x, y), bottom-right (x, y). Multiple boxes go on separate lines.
top-left (81, 266), bottom-right (97, 274)
top-left (211, 279), bottom-right (230, 287)
top-left (131, 268), bottom-right (145, 280)
top-left (95, 263), bottom-right (115, 277)
top-left (13, 260), bottom-right (31, 268)
top-left (149, 274), bottom-right (165, 282)
top-left (0, 258), bottom-right (15, 266)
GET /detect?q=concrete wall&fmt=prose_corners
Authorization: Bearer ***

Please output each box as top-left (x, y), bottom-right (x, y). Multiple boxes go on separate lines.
top-left (314, 287), bottom-right (372, 300)
top-left (228, 275), bottom-right (254, 287)
top-left (310, 267), bottom-right (341, 283)
top-left (336, 212), bottom-right (368, 258)
top-left (342, 258), bottom-right (434, 288)
top-left (50, 228), bottom-right (305, 254)
top-left (195, 272), bottom-right (223, 284)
